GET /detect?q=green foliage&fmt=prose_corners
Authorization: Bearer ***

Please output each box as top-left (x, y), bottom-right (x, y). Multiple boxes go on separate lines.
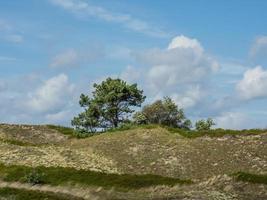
top-left (0, 187), bottom-right (83, 200)
top-left (132, 111), bottom-right (148, 125)
top-left (135, 97), bottom-right (191, 129)
top-left (24, 169), bottom-right (45, 185)
top-left (47, 125), bottom-right (92, 139)
top-left (0, 164), bottom-right (191, 190)
top-left (107, 123), bottom-right (159, 133)
top-left (232, 172), bottom-right (267, 184)
top-left (46, 125), bottom-right (76, 137)
top-left (195, 118), bottom-right (215, 131)
top-left (168, 127), bottom-right (267, 138)
top-left (72, 78), bottom-right (146, 132)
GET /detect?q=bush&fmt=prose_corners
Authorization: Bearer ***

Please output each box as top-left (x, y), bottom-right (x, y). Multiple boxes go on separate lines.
top-left (195, 118), bottom-right (215, 131)
top-left (134, 97), bottom-right (192, 129)
top-left (132, 112), bottom-right (148, 125)
top-left (24, 169), bottom-right (45, 185)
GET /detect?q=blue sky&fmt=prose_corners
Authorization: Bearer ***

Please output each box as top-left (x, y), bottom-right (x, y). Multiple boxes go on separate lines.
top-left (1, 0), bottom-right (267, 129)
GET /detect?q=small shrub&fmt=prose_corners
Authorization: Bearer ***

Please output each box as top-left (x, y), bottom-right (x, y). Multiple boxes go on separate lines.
top-left (133, 112), bottom-right (148, 125)
top-left (24, 169), bottom-right (45, 185)
top-left (195, 118), bottom-right (215, 131)
top-left (135, 97), bottom-right (191, 129)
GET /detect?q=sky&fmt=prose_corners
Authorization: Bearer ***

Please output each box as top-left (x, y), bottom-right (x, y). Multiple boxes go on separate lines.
top-left (1, 0), bottom-right (267, 129)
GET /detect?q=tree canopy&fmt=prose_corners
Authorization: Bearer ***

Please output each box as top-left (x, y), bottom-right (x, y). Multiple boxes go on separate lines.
top-left (195, 118), bottom-right (215, 131)
top-left (133, 97), bottom-right (192, 130)
top-left (72, 78), bottom-right (145, 132)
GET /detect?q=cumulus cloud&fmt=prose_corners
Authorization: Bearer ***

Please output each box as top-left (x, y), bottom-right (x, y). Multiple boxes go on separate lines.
top-left (171, 85), bottom-right (203, 109)
top-left (49, 0), bottom-right (168, 37)
top-left (236, 66), bottom-right (267, 100)
top-left (134, 35), bottom-right (219, 104)
top-left (139, 35), bottom-right (218, 90)
top-left (25, 74), bottom-right (75, 113)
top-left (0, 74), bottom-right (81, 125)
top-left (215, 112), bottom-right (251, 130)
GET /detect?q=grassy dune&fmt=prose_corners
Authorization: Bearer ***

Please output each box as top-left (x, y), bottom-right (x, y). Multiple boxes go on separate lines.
top-left (0, 124), bottom-right (266, 199)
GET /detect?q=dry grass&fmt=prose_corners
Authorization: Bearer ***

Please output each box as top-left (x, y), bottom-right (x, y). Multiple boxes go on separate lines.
top-left (69, 127), bottom-right (267, 179)
top-left (0, 124), bottom-right (68, 145)
top-left (0, 124), bottom-right (266, 199)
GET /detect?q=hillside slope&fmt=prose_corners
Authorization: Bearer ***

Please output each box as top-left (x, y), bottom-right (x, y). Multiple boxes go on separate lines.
top-left (0, 124), bottom-right (266, 199)
top-left (68, 127), bottom-right (267, 179)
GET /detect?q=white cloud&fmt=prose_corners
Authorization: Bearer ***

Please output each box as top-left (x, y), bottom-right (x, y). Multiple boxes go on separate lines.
top-left (49, 0), bottom-right (168, 37)
top-left (171, 85), bottom-right (203, 109)
top-left (136, 35), bottom-right (219, 93)
top-left (168, 35), bottom-right (204, 54)
top-left (50, 49), bottom-right (78, 68)
top-left (25, 74), bottom-right (75, 113)
top-left (236, 66), bottom-right (267, 100)
top-left (250, 36), bottom-right (267, 58)
top-left (215, 112), bottom-right (251, 130)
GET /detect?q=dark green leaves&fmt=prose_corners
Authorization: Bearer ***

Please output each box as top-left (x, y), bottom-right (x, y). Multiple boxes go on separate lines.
top-left (72, 78), bottom-right (145, 132)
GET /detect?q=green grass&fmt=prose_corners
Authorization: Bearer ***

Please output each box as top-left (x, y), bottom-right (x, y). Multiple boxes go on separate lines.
top-left (46, 125), bottom-right (95, 138)
top-left (106, 124), bottom-right (160, 133)
top-left (47, 123), bottom-right (267, 139)
top-left (232, 172), bottom-right (267, 184)
top-left (103, 123), bottom-right (267, 138)
top-left (46, 125), bottom-right (77, 137)
top-left (0, 164), bottom-right (191, 190)
top-left (0, 187), bottom-right (84, 200)
top-left (167, 127), bottom-right (267, 138)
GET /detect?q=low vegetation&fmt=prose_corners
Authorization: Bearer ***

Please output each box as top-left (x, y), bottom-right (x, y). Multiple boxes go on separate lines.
top-left (0, 164), bottom-right (191, 190)
top-left (47, 123), bottom-right (267, 139)
top-left (167, 126), bottom-right (267, 138)
top-left (233, 172), bottom-right (267, 185)
top-left (46, 125), bottom-right (93, 138)
top-left (0, 187), bottom-right (84, 200)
